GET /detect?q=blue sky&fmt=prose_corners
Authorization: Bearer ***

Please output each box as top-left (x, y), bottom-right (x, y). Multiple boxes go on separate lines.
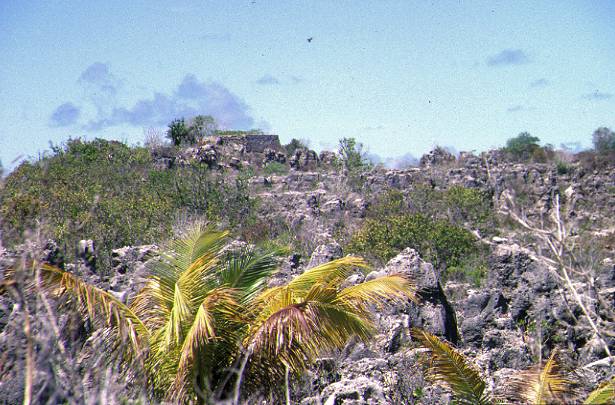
top-left (1, 0), bottom-right (614, 170)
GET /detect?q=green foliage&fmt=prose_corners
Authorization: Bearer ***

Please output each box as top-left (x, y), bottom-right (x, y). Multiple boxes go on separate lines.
top-left (188, 115), bottom-right (217, 142)
top-left (412, 329), bottom-right (491, 405)
top-left (585, 377), bottom-right (615, 404)
top-left (370, 186), bottom-right (496, 236)
top-left (0, 138), bottom-right (256, 271)
top-left (262, 161), bottom-right (288, 176)
top-left (166, 118), bottom-right (191, 146)
top-left (413, 330), bottom-right (610, 405)
top-left (346, 213), bottom-right (478, 270)
top-left (31, 227), bottom-right (417, 403)
top-left (592, 127), bottom-right (615, 154)
top-left (169, 163), bottom-right (256, 229)
top-left (0, 139), bottom-right (172, 269)
top-left (503, 132), bottom-right (541, 161)
top-left (352, 186), bottom-right (492, 282)
top-left (556, 160), bottom-right (572, 175)
top-left (284, 138), bottom-right (308, 156)
top-left (445, 252), bottom-right (488, 286)
top-left (337, 137), bottom-right (370, 172)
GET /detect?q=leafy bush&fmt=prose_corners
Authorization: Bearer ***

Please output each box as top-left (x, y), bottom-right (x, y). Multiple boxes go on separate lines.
top-left (445, 252), bottom-right (488, 286)
top-left (1, 139), bottom-right (172, 269)
top-left (556, 161), bottom-right (572, 175)
top-left (365, 189), bottom-right (406, 219)
top-left (371, 186), bottom-right (495, 235)
top-left (263, 161), bottom-right (288, 175)
top-left (0, 138), bottom-right (256, 271)
top-left (188, 114), bottom-right (217, 142)
top-left (500, 133), bottom-right (558, 163)
top-left (284, 138), bottom-right (308, 156)
top-left (592, 127), bottom-right (615, 154)
top-left (346, 213), bottom-right (479, 270)
top-left (503, 132), bottom-right (541, 161)
top-left (166, 118), bottom-right (191, 146)
top-left (337, 137), bottom-right (371, 172)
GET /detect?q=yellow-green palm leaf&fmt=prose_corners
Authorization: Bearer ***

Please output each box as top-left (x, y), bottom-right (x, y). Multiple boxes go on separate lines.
top-left (585, 377), bottom-right (615, 405)
top-left (39, 263), bottom-right (149, 355)
top-left (508, 351), bottom-right (574, 404)
top-left (246, 267), bottom-right (417, 381)
top-left (411, 328), bottom-right (491, 405)
top-left (286, 256), bottom-right (368, 292)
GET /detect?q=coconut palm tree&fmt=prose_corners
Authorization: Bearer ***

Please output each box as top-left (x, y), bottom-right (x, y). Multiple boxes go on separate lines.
top-left (19, 225), bottom-right (417, 403)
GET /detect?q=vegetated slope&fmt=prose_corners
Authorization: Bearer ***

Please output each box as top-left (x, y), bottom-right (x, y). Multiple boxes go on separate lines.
top-left (1, 133), bottom-right (614, 403)
top-left (0, 138), bottom-right (256, 269)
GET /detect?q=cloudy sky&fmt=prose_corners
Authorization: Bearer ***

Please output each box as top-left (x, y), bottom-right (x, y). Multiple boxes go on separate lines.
top-left (1, 0), bottom-right (614, 170)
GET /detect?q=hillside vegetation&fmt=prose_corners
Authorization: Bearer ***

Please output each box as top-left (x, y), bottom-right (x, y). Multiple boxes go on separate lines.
top-left (1, 123), bottom-right (614, 404)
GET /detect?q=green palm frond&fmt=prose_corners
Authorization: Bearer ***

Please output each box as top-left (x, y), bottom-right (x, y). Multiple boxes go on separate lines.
top-left (247, 269), bottom-right (416, 380)
top-left (168, 226), bottom-right (228, 270)
top-left (220, 247), bottom-right (279, 302)
top-left (411, 328), bottom-right (490, 405)
top-left (334, 274), bottom-right (418, 310)
top-left (162, 281), bottom-right (192, 348)
top-left (39, 263), bottom-right (149, 354)
top-left (170, 287), bottom-right (243, 403)
top-left (286, 256), bottom-right (368, 293)
top-left (508, 351), bottom-right (574, 404)
top-left (585, 377), bottom-right (615, 405)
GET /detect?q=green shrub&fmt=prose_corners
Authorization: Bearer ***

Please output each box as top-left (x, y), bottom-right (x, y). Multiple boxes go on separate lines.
top-left (346, 213), bottom-right (479, 271)
top-left (188, 115), bottom-right (216, 142)
top-left (0, 139), bottom-right (173, 270)
top-left (445, 251), bottom-right (489, 286)
top-left (284, 138), bottom-right (308, 156)
top-left (556, 161), bottom-right (572, 175)
top-left (166, 118), bottom-right (191, 146)
top-left (372, 185), bottom-right (495, 235)
top-left (263, 161), bottom-right (288, 175)
top-left (366, 189), bottom-right (406, 219)
top-left (592, 127), bottom-right (615, 154)
top-left (0, 138), bottom-right (257, 272)
top-left (338, 137), bottom-right (371, 172)
top-left (503, 132), bottom-right (540, 161)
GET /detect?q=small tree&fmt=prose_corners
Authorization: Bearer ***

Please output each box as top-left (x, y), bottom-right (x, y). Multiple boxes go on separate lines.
top-left (166, 118), bottom-right (190, 146)
top-left (284, 138), bottom-right (308, 156)
top-left (504, 132), bottom-right (540, 161)
top-left (189, 115), bottom-right (217, 143)
top-left (338, 137), bottom-right (370, 172)
top-left (592, 127), bottom-right (615, 154)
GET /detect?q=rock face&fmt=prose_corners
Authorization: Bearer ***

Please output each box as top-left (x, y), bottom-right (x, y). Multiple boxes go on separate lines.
top-left (109, 244), bottom-right (158, 302)
top-left (419, 147), bottom-right (456, 167)
top-left (295, 240), bottom-right (612, 403)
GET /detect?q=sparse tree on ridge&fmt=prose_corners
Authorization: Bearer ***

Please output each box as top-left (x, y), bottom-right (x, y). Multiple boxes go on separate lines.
top-left (592, 127), bottom-right (615, 154)
top-left (166, 118), bottom-right (191, 146)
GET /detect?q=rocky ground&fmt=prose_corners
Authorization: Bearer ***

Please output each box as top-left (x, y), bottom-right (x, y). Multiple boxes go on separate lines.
top-left (1, 136), bottom-right (614, 403)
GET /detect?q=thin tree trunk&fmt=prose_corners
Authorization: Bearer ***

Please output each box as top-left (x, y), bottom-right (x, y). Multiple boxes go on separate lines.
top-left (285, 364), bottom-right (291, 405)
top-left (233, 345), bottom-right (253, 405)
